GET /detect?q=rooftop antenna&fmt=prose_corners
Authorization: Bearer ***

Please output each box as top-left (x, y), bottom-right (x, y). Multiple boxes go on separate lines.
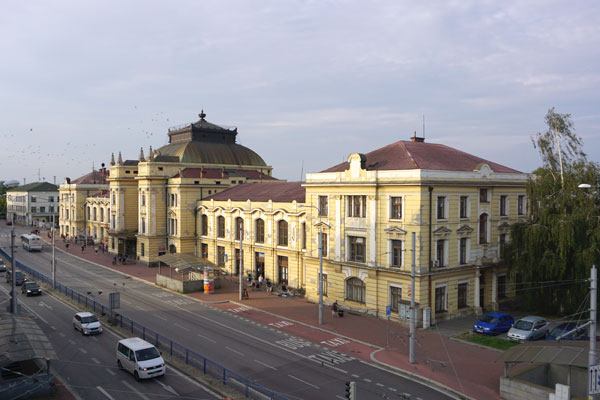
top-left (300, 160), bottom-right (304, 182)
top-left (53, 176), bottom-right (56, 185)
top-left (423, 115), bottom-right (425, 139)
top-left (38, 168), bottom-right (41, 182)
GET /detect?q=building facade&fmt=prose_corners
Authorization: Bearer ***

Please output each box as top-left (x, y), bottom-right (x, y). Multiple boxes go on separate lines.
top-left (6, 182), bottom-right (59, 227)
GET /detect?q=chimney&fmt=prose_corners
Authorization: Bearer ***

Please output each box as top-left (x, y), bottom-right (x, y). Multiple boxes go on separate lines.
top-left (411, 131), bottom-right (425, 143)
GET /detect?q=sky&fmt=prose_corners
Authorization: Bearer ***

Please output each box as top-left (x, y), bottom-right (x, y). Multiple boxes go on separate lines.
top-left (1, 1), bottom-right (599, 185)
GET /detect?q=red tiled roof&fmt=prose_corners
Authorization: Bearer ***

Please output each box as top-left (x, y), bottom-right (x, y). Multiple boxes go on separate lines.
top-left (71, 170), bottom-right (109, 184)
top-left (205, 182), bottom-right (305, 203)
top-left (90, 190), bottom-right (110, 198)
top-left (322, 140), bottom-right (521, 173)
top-left (173, 168), bottom-right (277, 181)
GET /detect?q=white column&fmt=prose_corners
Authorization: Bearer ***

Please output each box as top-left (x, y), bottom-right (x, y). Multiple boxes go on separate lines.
top-left (368, 196), bottom-right (377, 265)
top-left (474, 267), bottom-right (481, 313)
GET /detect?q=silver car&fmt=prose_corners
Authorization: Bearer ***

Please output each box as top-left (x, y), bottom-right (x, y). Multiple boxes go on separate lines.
top-left (73, 312), bottom-right (103, 335)
top-left (508, 316), bottom-right (549, 342)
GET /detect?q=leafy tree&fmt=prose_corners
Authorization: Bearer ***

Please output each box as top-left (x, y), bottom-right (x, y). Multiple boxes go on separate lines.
top-left (503, 108), bottom-right (600, 315)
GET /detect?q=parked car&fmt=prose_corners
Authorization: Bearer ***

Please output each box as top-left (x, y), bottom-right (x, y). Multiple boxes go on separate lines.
top-left (0, 260), bottom-right (6, 273)
top-left (545, 322), bottom-right (589, 341)
top-left (5, 220), bottom-right (12, 226)
top-left (72, 312), bottom-right (103, 335)
top-left (473, 312), bottom-right (514, 335)
top-left (21, 281), bottom-right (41, 296)
top-left (6, 270), bottom-right (25, 286)
top-left (116, 337), bottom-right (166, 380)
top-left (508, 316), bottom-right (550, 342)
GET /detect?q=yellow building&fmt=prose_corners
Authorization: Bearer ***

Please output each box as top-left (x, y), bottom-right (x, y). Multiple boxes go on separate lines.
top-left (197, 182), bottom-right (306, 286)
top-left (301, 136), bottom-right (529, 324)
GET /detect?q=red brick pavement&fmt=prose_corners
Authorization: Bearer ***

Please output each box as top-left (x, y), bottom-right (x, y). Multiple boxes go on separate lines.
top-left (48, 234), bottom-right (503, 400)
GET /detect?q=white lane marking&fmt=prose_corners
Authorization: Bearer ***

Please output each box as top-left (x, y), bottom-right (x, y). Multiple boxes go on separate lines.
top-left (196, 333), bottom-right (216, 343)
top-left (79, 348), bottom-right (88, 354)
top-left (153, 313), bottom-right (167, 321)
top-left (97, 386), bottom-right (116, 400)
top-left (134, 305), bottom-right (146, 311)
top-left (254, 359), bottom-right (277, 370)
top-left (92, 357), bottom-right (101, 364)
top-left (389, 387), bottom-right (397, 392)
top-left (173, 322), bottom-right (190, 331)
top-left (288, 374), bottom-right (320, 389)
top-left (59, 332), bottom-right (65, 337)
top-left (121, 299), bottom-right (131, 305)
top-left (91, 336), bottom-right (98, 342)
top-left (336, 396), bottom-right (346, 400)
top-left (376, 382), bottom-right (384, 387)
top-left (121, 380), bottom-right (151, 400)
top-left (69, 339), bottom-right (76, 345)
top-left (351, 374), bottom-right (359, 378)
top-left (225, 346), bottom-right (244, 356)
top-left (50, 325), bottom-right (56, 330)
top-left (169, 364), bottom-right (222, 398)
top-left (363, 378), bottom-right (372, 383)
top-left (156, 380), bottom-right (179, 396)
top-left (106, 368), bottom-right (116, 376)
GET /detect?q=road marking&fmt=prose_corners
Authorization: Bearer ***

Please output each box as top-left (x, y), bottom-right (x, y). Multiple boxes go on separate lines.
top-left (268, 320), bottom-right (294, 328)
top-left (288, 374), bottom-right (319, 389)
top-left (79, 348), bottom-right (88, 354)
top-left (363, 378), bottom-right (372, 383)
top-left (121, 380), bottom-right (151, 400)
top-left (276, 337), bottom-right (312, 350)
top-left (156, 380), bottom-right (179, 396)
top-left (59, 332), bottom-right (65, 337)
top-left (97, 386), bottom-right (116, 400)
top-left (91, 336), bottom-right (98, 342)
top-left (134, 305), bottom-right (146, 311)
top-left (196, 333), bottom-right (216, 343)
top-left (336, 396), bottom-right (346, 400)
top-left (50, 325), bottom-right (56, 330)
top-left (389, 387), bottom-right (397, 392)
top-left (226, 346), bottom-right (244, 356)
top-left (351, 374), bottom-right (359, 378)
top-left (169, 364), bottom-right (223, 398)
top-left (92, 357), bottom-right (101, 364)
top-left (254, 359), bottom-right (277, 370)
top-left (173, 322), bottom-right (190, 331)
top-left (105, 368), bottom-right (116, 376)
top-left (69, 339), bottom-right (76, 345)
top-left (321, 337), bottom-right (351, 347)
top-left (121, 299), bottom-right (131, 305)
top-left (376, 382), bottom-right (384, 387)
top-left (153, 313), bottom-right (167, 321)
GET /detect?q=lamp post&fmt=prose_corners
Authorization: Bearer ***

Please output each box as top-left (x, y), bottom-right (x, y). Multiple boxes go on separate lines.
top-left (299, 204), bottom-right (325, 325)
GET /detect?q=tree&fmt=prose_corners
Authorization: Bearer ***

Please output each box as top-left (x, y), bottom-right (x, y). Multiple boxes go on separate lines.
top-left (503, 108), bottom-right (600, 315)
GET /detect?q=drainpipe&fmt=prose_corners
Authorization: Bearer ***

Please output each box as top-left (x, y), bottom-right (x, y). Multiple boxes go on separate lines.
top-left (428, 186), bottom-right (433, 312)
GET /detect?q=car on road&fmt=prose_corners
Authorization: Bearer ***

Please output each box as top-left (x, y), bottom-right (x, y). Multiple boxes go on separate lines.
top-left (473, 312), bottom-right (514, 335)
top-left (72, 312), bottom-right (103, 335)
top-left (5, 220), bottom-right (12, 226)
top-left (6, 270), bottom-right (25, 286)
top-left (21, 281), bottom-right (41, 296)
top-left (117, 337), bottom-right (166, 380)
top-left (0, 260), bottom-right (6, 273)
top-left (545, 322), bottom-right (589, 341)
top-left (508, 316), bottom-right (549, 342)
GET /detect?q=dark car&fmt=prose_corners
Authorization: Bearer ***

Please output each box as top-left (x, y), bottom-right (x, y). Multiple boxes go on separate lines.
top-left (21, 281), bottom-right (41, 296)
top-left (6, 271), bottom-right (25, 286)
top-left (545, 322), bottom-right (588, 341)
top-left (0, 260), bottom-right (6, 273)
top-left (473, 312), bottom-right (515, 335)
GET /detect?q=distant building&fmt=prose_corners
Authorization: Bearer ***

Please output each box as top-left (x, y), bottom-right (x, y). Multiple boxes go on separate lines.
top-left (6, 182), bottom-right (59, 227)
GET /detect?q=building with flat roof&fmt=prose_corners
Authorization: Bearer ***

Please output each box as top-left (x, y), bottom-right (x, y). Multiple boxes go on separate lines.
top-left (7, 182), bottom-right (59, 227)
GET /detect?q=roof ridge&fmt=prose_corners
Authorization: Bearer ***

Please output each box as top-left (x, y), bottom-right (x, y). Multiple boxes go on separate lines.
top-left (399, 141), bottom-right (419, 169)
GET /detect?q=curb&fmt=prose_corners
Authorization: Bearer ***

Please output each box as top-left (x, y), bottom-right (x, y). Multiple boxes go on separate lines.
top-left (448, 335), bottom-right (505, 353)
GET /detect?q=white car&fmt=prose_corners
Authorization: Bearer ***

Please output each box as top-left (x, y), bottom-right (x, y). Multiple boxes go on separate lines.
top-left (72, 312), bottom-right (103, 335)
top-left (117, 337), bottom-right (166, 380)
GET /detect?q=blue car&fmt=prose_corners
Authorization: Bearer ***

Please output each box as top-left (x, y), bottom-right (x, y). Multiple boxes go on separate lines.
top-left (473, 312), bottom-right (514, 335)
top-left (545, 322), bottom-right (588, 341)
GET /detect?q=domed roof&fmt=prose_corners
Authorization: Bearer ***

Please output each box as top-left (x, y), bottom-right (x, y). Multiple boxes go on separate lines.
top-left (154, 110), bottom-right (267, 167)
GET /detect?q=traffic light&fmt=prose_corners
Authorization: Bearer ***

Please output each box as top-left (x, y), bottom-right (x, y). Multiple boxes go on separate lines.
top-left (344, 381), bottom-right (356, 400)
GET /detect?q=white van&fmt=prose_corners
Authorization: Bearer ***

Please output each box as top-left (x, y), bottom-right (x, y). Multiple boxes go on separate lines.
top-left (116, 337), bottom-right (166, 380)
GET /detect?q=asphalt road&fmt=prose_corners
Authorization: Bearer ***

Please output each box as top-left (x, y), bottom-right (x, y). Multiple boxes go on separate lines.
top-left (0, 274), bottom-right (219, 400)
top-left (0, 225), bottom-right (454, 400)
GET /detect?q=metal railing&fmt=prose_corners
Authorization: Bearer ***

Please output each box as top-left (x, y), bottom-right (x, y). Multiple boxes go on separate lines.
top-left (0, 248), bottom-right (289, 400)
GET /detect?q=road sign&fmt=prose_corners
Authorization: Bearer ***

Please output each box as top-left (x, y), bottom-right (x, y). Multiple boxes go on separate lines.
top-left (109, 292), bottom-right (120, 310)
top-left (386, 305), bottom-right (391, 316)
top-left (590, 364), bottom-right (600, 394)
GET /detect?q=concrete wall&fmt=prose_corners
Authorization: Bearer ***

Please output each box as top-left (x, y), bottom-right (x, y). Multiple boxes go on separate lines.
top-left (155, 274), bottom-right (222, 293)
top-left (500, 376), bottom-right (553, 400)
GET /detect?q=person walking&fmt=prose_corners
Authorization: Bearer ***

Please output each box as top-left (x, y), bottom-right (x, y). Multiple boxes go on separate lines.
top-left (81, 244), bottom-right (85, 252)
top-left (258, 274), bottom-right (263, 289)
top-left (331, 301), bottom-right (339, 317)
top-left (266, 278), bottom-right (272, 294)
top-left (95, 246), bottom-right (99, 254)
top-left (112, 256), bottom-right (117, 266)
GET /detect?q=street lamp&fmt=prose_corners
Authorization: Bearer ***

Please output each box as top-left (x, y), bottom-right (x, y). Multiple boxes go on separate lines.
top-left (299, 204), bottom-right (328, 325)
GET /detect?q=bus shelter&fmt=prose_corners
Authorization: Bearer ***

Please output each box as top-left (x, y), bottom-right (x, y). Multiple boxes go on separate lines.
top-left (156, 253), bottom-right (222, 293)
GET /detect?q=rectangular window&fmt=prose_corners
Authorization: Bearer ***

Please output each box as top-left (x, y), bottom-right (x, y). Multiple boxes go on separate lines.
top-left (391, 240), bottom-right (402, 267)
top-left (141, 243), bottom-right (145, 257)
top-left (460, 238), bottom-right (468, 265)
top-left (347, 195), bottom-right (367, 218)
top-left (278, 256), bottom-right (288, 284)
top-left (498, 275), bottom-right (507, 299)
top-left (201, 243), bottom-right (208, 259)
top-left (31, 207), bottom-right (36, 213)
top-left (217, 217), bottom-right (225, 238)
top-left (49, 196), bottom-right (54, 202)
top-left (40, 207), bottom-right (45, 213)
top-left (458, 282), bottom-right (468, 308)
top-left (141, 194), bottom-right (145, 206)
top-left (348, 236), bottom-right (365, 262)
top-left (500, 195), bottom-right (507, 216)
top-left (301, 222), bottom-right (306, 250)
top-left (436, 239), bottom-right (445, 267)
top-left (460, 196), bottom-right (468, 219)
top-left (31, 196), bottom-right (36, 202)
top-left (320, 232), bottom-right (328, 257)
top-left (390, 197), bottom-right (402, 219)
top-left (201, 215), bottom-right (208, 236)
top-left (518, 195), bottom-right (525, 215)
top-left (141, 218), bottom-right (146, 234)
top-left (318, 196), bottom-right (328, 217)
top-left (437, 196), bottom-right (446, 220)
top-left (390, 286), bottom-right (402, 312)
top-left (480, 188), bottom-right (488, 203)
top-left (217, 246), bottom-right (225, 267)
top-left (322, 273), bottom-right (328, 296)
top-left (499, 233), bottom-right (506, 257)
top-left (49, 206), bottom-right (54, 212)
top-left (435, 286), bottom-right (447, 313)
top-left (255, 219), bottom-right (264, 243)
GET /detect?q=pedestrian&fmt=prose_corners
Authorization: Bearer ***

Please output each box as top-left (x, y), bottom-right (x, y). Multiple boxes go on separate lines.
top-left (95, 246), bottom-right (99, 254)
top-left (81, 244), bottom-right (85, 252)
top-left (112, 256), bottom-right (117, 266)
top-left (101, 245), bottom-right (104, 254)
top-left (258, 274), bottom-right (263, 289)
top-left (251, 277), bottom-right (256, 289)
top-left (266, 278), bottom-right (272, 294)
top-left (331, 300), bottom-right (339, 317)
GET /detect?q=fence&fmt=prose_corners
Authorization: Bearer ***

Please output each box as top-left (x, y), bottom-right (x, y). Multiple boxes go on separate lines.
top-left (0, 248), bottom-right (289, 400)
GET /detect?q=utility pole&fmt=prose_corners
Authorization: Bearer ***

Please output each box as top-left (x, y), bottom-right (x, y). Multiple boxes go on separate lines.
top-left (51, 215), bottom-right (56, 289)
top-left (318, 230), bottom-right (323, 325)
top-left (10, 218), bottom-right (17, 314)
top-left (410, 232), bottom-right (416, 364)
top-left (239, 222), bottom-right (243, 301)
top-left (590, 265), bottom-right (597, 399)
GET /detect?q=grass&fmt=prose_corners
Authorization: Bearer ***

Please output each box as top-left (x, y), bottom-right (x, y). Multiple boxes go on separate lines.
top-left (455, 332), bottom-right (521, 350)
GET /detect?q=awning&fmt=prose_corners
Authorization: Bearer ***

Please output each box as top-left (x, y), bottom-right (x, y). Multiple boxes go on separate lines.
top-left (0, 314), bottom-right (57, 367)
top-left (497, 341), bottom-right (587, 368)
top-left (157, 253), bottom-right (220, 274)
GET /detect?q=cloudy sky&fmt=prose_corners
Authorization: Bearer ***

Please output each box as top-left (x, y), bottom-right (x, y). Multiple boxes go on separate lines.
top-left (1, 1), bottom-right (599, 184)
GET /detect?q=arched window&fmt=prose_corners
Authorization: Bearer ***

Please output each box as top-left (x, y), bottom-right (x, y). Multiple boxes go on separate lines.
top-left (278, 220), bottom-right (288, 246)
top-left (217, 216), bottom-right (225, 238)
top-left (345, 277), bottom-right (366, 303)
top-left (255, 219), bottom-right (264, 243)
top-left (169, 244), bottom-right (177, 253)
top-left (235, 217), bottom-right (244, 240)
top-left (201, 214), bottom-right (208, 236)
top-left (100, 208), bottom-right (104, 222)
top-left (93, 207), bottom-right (97, 221)
top-left (87, 206), bottom-right (91, 219)
top-left (479, 213), bottom-right (488, 244)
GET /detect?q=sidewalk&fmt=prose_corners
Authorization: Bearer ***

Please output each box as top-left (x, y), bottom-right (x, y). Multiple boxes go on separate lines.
top-left (48, 234), bottom-right (503, 400)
